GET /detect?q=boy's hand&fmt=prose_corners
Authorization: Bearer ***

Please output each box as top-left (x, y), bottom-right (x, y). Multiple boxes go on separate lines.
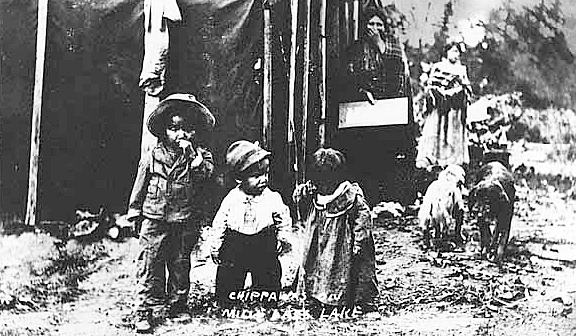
top-left (210, 250), bottom-right (221, 265)
top-left (292, 181), bottom-right (317, 204)
top-left (277, 239), bottom-right (292, 255)
top-left (190, 148), bottom-right (204, 168)
top-left (353, 244), bottom-right (361, 257)
top-left (177, 139), bottom-right (194, 153)
top-left (272, 212), bottom-right (283, 225)
top-left (126, 213), bottom-right (141, 222)
top-left (126, 211), bottom-right (143, 225)
top-left (125, 213), bottom-right (144, 236)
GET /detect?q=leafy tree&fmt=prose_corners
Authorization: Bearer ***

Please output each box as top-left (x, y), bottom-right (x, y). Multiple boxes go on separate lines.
top-left (472, 0), bottom-right (575, 108)
top-left (406, 1), bottom-right (456, 98)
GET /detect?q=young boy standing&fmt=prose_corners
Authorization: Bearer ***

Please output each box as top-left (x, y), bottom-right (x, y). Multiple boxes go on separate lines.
top-left (210, 140), bottom-right (292, 306)
top-left (127, 93), bottom-right (215, 333)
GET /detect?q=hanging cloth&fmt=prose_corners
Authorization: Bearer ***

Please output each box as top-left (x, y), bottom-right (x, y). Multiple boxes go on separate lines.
top-left (139, 0), bottom-right (182, 97)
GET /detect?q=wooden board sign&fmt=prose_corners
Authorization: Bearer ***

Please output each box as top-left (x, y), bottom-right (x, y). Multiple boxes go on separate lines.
top-left (338, 97), bottom-right (409, 128)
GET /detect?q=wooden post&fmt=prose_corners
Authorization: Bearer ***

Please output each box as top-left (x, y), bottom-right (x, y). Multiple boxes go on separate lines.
top-left (318, 0), bottom-right (327, 147)
top-left (0, 17), bottom-right (2, 206)
top-left (353, 0), bottom-right (359, 41)
top-left (25, 0), bottom-right (49, 226)
top-left (287, 0), bottom-right (298, 180)
top-left (262, 1), bottom-right (272, 149)
top-left (300, 0), bottom-right (311, 183)
top-left (343, 1), bottom-right (350, 47)
top-left (141, 95), bottom-right (159, 160)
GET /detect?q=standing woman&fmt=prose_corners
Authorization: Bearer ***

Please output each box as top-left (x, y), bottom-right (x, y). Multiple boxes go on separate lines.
top-left (416, 42), bottom-right (472, 168)
top-left (336, 3), bottom-right (416, 206)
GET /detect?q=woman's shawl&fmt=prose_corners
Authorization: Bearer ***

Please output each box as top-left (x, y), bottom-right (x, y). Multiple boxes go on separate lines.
top-left (341, 34), bottom-right (410, 101)
top-left (426, 59), bottom-right (472, 113)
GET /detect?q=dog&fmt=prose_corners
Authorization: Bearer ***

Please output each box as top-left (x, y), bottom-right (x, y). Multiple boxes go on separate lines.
top-left (469, 161), bottom-right (515, 262)
top-left (413, 163), bottom-right (444, 199)
top-left (418, 164), bottom-right (466, 251)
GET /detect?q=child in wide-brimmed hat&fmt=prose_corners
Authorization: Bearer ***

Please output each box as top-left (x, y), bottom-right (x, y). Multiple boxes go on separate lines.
top-left (210, 140), bottom-right (292, 306)
top-left (126, 93), bottom-right (215, 333)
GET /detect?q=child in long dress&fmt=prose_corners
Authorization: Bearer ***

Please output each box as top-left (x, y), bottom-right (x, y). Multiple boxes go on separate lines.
top-left (293, 148), bottom-right (378, 314)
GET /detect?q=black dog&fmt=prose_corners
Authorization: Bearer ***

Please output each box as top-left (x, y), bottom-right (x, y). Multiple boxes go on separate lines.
top-left (469, 162), bottom-right (515, 262)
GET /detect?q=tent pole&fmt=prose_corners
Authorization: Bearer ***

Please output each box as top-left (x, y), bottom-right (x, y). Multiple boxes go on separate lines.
top-left (343, 1), bottom-right (350, 49)
top-left (0, 17), bottom-right (2, 204)
top-left (262, 1), bottom-right (272, 149)
top-left (141, 95), bottom-right (159, 159)
top-left (318, 0), bottom-right (327, 147)
top-left (300, 0), bottom-right (311, 184)
top-left (353, 0), bottom-right (359, 41)
top-left (287, 0), bottom-right (298, 184)
top-left (25, 0), bottom-right (49, 226)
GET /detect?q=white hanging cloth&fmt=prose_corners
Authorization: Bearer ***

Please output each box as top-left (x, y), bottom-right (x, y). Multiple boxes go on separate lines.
top-left (139, 0), bottom-right (182, 96)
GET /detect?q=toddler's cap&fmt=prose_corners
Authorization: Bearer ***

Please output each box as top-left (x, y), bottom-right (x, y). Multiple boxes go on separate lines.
top-left (226, 140), bottom-right (270, 174)
top-left (147, 93), bottom-right (216, 138)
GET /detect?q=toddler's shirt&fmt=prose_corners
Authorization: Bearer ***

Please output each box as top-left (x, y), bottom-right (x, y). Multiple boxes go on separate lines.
top-left (210, 186), bottom-right (292, 253)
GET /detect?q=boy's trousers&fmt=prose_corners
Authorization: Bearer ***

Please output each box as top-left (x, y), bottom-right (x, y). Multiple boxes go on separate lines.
top-left (136, 218), bottom-right (200, 313)
top-left (215, 227), bottom-right (281, 304)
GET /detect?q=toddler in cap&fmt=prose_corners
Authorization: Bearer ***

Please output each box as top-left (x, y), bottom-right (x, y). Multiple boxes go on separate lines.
top-left (210, 140), bottom-right (292, 306)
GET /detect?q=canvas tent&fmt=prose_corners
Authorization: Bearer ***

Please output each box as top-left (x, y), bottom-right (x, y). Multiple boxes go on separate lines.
top-left (1, 0), bottom-right (403, 220)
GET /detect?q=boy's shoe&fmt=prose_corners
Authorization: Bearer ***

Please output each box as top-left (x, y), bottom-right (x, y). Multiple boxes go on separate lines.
top-left (305, 298), bottom-right (324, 319)
top-left (134, 310), bottom-right (152, 334)
top-left (168, 301), bottom-right (188, 317)
top-left (358, 302), bottom-right (380, 316)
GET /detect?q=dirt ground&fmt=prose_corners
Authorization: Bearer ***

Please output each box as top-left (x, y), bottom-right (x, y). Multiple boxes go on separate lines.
top-left (2, 149), bottom-right (576, 336)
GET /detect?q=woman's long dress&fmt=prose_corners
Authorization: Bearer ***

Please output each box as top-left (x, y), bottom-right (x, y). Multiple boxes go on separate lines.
top-left (416, 59), bottom-right (471, 167)
top-left (335, 34), bottom-right (416, 205)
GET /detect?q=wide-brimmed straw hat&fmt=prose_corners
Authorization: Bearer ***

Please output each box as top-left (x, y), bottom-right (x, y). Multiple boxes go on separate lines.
top-left (225, 140), bottom-right (271, 174)
top-left (147, 93), bottom-right (215, 138)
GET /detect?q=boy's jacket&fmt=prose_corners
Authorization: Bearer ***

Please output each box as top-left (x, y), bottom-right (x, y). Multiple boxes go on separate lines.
top-left (128, 142), bottom-right (214, 223)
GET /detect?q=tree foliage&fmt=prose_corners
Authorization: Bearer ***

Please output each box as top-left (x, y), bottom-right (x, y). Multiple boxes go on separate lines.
top-left (471, 0), bottom-right (575, 108)
top-left (406, 0), bottom-right (575, 109)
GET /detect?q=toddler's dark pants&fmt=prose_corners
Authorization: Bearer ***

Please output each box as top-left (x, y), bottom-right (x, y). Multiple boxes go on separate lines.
top-left (135, 218), bottom-right (200, 314)
top-left (215, 227), bottom-right (281, 305)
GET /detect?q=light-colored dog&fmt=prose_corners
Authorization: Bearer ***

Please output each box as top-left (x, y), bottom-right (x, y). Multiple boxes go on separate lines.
top-left (418, 164), bottom-right (466, 250)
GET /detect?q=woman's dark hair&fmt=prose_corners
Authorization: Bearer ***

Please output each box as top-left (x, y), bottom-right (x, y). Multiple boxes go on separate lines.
top-left (362, 6), bottom-right (387, 25)
top-left (444, 41), bottom-right (465, 55)
top-left (309, 148), bottom-right (347, 184)
top-left (361, 3), bottom-right (405, 34)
